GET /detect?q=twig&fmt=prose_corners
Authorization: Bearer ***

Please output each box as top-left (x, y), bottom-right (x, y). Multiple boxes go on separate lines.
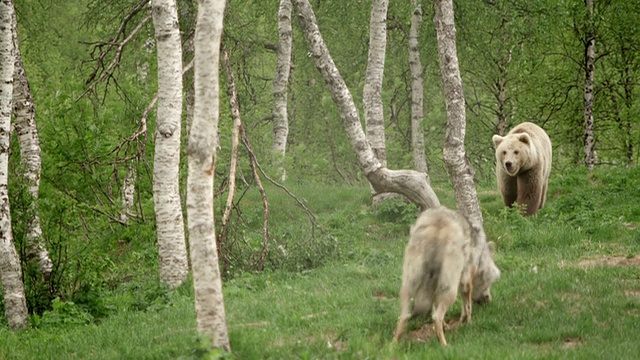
top-left (78, 13), bottom-right (152, 102)
top-left (240, 125), bottom-right (270, 271)
top-left (222, 46), bottom-right (270, 271)
top-left (253, 155), bottom-right (335, 240)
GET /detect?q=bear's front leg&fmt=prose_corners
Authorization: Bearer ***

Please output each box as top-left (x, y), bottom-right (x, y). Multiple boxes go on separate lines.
top-left (517, 171), bottom-right (543, 216)
top-left (498, 171), bottom-right (518, 208)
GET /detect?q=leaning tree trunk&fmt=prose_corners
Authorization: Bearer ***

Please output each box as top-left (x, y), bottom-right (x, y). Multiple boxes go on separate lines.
top-left (188, 0), bottom-right (230, 351)
top-left (363, 0), bottom-right (388, 169)
top-left (0, 0), bottom-right (28, 330)
top-left (409, 0), bottom-right (429, 178)
top-left (434, 0), bottom-right (487, 246)
top-left (151, 0), bottom-right (189, 289)
top-left (272, 0), bottom-right (292, 182)
top-left (583, 0), bottom-right (596, 170)
top-left (292, 0), bottom-right (440, 210)
top-left (11, 6), bottom-right (53, 279)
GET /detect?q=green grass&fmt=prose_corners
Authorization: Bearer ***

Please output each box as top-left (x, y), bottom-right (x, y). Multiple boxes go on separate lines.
top-left (2, 166), bottom-right (640, 359)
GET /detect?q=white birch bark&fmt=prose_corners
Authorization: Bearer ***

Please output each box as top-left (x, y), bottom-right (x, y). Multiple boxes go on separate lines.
top-left (151, 0), bottom-right (189, 289)
top-left (221, 50), bottom-right (241, 235)
top-left (583, 0), bottom-right (595, 170)
top-left (292, 0), bottom-right (440, 210)
top-left (119, 161), bottom-right (136, 224)
top-left (363, 0), bottom-right (388, 167)
top-left (188, 0), bottom-right (230, 350)
top-left (409, 0), bottom-right (429, 177)
top-left (11, 7), bottom-right (52, 279)
top-left (434, 0), bottom-right (486, 246)
top-left (272, 0), bottom-right (292, 182)
top-left (0, 0), bottom-right (28, 330)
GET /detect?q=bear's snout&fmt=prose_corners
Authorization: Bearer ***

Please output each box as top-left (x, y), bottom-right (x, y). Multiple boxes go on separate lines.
top-left (504, 161), bottom-right (513, 170)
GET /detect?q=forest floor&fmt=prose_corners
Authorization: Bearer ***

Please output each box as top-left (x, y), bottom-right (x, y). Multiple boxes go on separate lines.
top-left (1, 166), bottom-right (640, 359)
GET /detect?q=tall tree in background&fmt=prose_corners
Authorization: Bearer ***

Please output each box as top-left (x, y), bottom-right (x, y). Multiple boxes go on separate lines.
top-left (151, 0), bottom-right (189, 288)
top-left (292, 0), bottom-right (440, 210)
top-left (0, 0), bottom-right (28, 330)
top-left (603, 1), bottom-right (640, 166)
top-left (435, 0), bottom-right (486, 243)
top-left (11, 5), bottom-right (52, 279)
top-left (188, 0), bottom-right (230, 350)
top-left (583, 0), bottom-right (596, 170)
top-left (363, 0), bottom-right (388, 170)
top-left (408, 0), bottom-right (428, 177)
top-left (272, 0), bottom-right (292, 182)
top-left (364, 0), bottom-right (393, 205)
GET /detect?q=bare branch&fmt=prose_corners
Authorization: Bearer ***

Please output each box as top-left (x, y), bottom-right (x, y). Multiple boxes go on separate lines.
top-left (78, 12), bottom-right (152, 102)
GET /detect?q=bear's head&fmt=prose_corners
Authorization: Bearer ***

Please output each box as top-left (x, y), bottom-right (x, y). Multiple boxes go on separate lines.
top-left (492, 132), bottom-right (536, 176)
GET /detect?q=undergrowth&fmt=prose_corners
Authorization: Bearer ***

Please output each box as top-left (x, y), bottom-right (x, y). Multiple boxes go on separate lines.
top-left (1, 166), bottom-right (639, 359)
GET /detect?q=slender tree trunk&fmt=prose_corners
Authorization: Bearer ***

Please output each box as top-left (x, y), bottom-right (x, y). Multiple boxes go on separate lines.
top-left (583, 0), bottom-right (596, 170)
top-left (621, 47), bottom-right (634, 165)
top-left (496, 76), bottom-right (508, 136)
top-left (365, 0), bottom-right (396, 206)
top-left (0, 0), bottom-right (28, 330)
top-left (10, 7), bottom-right (52, 279)
top-left (409, 0), bottom-right (428, 177)
top-left (188, 0), bottom-right (230, 350)
top-left (220, 50), bottom-right (241, 240)
top-left (272, 0), bottom-right (292, 182)
top-left (434, 0), bottom-right (486, 246)
top-left (495, 17), bottom-right (513, 137)
top-left (119, 161), bottom-right (137, 224)
top-left (151, 0), bottom-right (189, 289)
top-left (363, 0), bottom-right (388, 168)
top-left (292, 0), bottom-right (440, 210)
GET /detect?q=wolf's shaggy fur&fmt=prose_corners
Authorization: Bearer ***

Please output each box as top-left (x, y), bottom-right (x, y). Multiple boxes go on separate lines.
top-left (393, 207), bottom-right (500, 345)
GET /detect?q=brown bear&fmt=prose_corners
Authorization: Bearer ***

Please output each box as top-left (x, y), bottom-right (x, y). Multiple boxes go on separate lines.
top-left (492, 122), bottom-right (552, 216)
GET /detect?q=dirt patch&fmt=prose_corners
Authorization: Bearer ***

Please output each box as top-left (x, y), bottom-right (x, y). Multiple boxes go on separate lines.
top-left (562, 337), bottom-right (582, 349)
top-left (578, 255), bottom-right (640, 268)
top-left (625, 289), bottom-right (640, 298)
top-left (372, 290), bottom-right (388, 299)
top-left (408, 319), bottom-right (462, 343)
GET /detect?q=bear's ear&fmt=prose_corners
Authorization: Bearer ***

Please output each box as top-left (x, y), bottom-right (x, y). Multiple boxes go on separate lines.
top-left (517, 133), bottom-right (531, 145)
top-left (492, 135), bottom-right (503, 147)
top-left (487, 241), bottom-right (496, 253)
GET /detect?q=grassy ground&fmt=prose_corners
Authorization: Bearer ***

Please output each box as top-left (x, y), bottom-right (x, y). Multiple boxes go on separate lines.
top-left (1, 167), bottom-right (640, 359)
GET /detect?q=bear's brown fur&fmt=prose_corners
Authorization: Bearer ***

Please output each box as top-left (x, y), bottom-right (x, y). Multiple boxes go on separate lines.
top-left (492, 122), bottom-right (552, 216)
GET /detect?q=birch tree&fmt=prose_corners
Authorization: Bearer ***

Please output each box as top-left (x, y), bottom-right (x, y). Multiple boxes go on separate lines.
top-left (0, 0), bottom-right (28, 330)
top-left (434, 0), bottom-right (486, 244)
top-left (151, 0), bottom-right (189, 288)
top-left (119, 162), bottom-right (136, 224)
top-left (409, 0), bottom-right (429, 177)
top-left (272, 0), bottom-right (292, 182)
top-left (188, 0), bottom-right (230, 350)
top-left (11, 5), bottom-right (52, 279)
top-left (363, 0), bottom-right (388, 168)
top-left (583, 0), bottom-right (596, 170)
top-left (291, 0), bottom-right (439, 210)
